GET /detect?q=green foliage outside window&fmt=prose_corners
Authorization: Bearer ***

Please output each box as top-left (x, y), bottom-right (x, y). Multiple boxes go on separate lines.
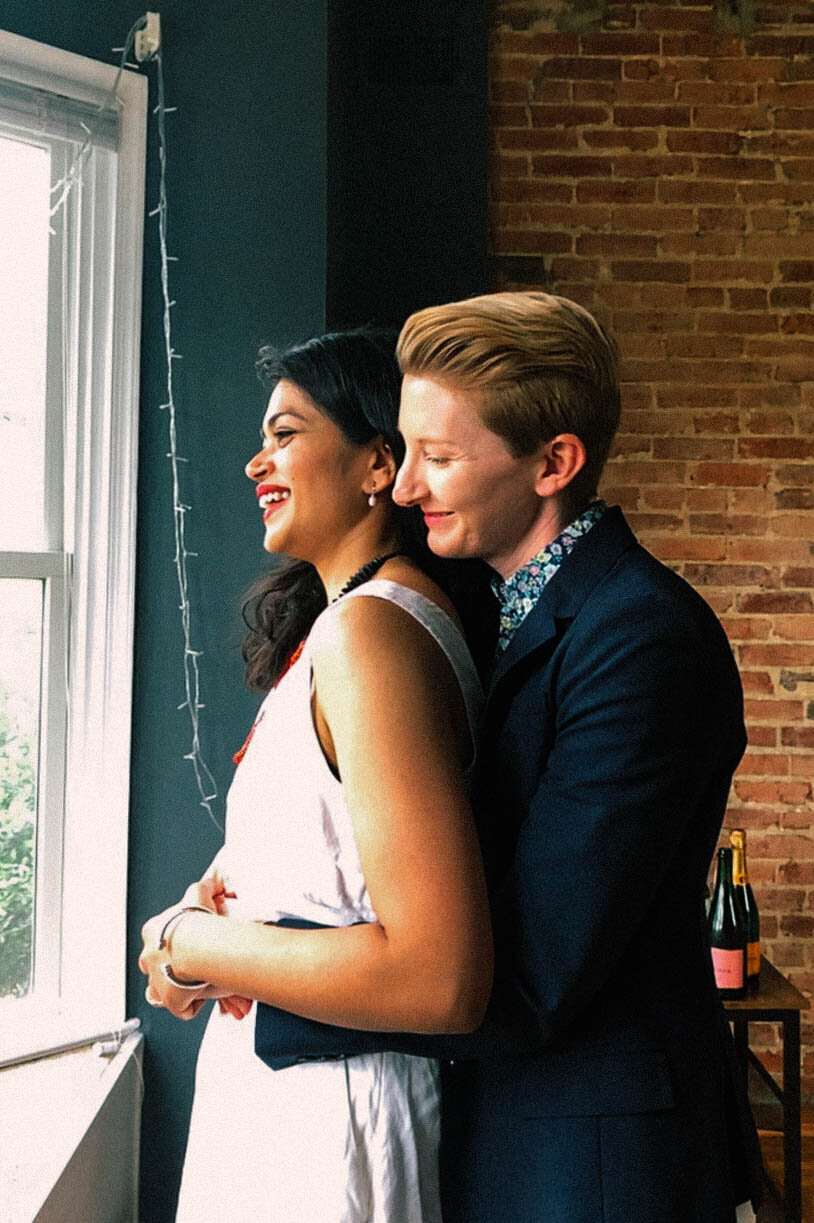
top-left (0, 683), bottom-right (36, 998)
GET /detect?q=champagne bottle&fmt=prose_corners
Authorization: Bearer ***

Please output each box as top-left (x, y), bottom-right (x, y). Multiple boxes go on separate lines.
top-left (707, 846), bottom-right (748, 1000)
top-left (730, 828), bottom-right (760, 993)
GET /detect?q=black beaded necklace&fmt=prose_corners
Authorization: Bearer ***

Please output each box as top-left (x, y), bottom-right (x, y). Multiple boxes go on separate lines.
top-left (332, 551), bottom-right (403, 602)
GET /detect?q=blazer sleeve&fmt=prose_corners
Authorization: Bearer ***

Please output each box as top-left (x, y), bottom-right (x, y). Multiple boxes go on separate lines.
top-left (487, 592), bottom-right (746, 1048)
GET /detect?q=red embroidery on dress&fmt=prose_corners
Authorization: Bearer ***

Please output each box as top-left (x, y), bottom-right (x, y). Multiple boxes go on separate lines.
top-left (232, 711), bottom-right (264, 765)
top-left (232, 637), bottom-right (306, 765)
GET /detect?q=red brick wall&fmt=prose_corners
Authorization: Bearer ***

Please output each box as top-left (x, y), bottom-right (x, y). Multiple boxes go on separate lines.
top-left (490, 0), bottom-right (814, 1096)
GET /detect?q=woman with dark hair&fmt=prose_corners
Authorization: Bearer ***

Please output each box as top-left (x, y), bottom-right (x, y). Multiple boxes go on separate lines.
top-left (138, 327), bottom-right (492, 1222)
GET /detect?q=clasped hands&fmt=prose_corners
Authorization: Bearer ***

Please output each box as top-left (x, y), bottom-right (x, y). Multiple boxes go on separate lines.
top-left (139, 872), bottom-right (253, 1022)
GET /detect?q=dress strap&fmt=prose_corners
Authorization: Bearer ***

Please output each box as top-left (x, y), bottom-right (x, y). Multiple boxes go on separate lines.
top-left (336, 579), bottom-right (483, 757)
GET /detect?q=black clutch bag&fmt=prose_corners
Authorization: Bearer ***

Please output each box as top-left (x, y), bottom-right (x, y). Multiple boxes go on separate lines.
top-left (254, 917), bottom-right (454, 1070)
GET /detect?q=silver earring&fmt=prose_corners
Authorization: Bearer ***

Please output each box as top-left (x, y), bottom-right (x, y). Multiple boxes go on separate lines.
top-left (367, 489), bottom-right (377, 507)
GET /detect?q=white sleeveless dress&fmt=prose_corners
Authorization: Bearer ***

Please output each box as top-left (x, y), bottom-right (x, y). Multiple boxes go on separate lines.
top-left (175, 580), bottom-right (483, 1223)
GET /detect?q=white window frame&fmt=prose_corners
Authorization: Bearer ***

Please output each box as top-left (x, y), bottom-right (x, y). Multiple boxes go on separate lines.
top-left (0, 29), bottom-right (146, 1063)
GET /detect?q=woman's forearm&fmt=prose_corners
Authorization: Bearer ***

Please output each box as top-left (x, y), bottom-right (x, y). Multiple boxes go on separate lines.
top-left (170, 909), bottom-right (490, 1034)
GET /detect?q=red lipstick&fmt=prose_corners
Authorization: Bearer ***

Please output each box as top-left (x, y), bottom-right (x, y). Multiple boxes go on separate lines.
top-left (256, 484), bottom-right (291, 522)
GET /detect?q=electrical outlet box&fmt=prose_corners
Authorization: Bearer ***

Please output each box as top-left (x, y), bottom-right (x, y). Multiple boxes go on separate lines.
top-left (135, 12), bottom-right (161, 62)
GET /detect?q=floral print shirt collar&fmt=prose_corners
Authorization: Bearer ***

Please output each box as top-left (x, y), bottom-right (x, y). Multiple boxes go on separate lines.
top-left (493, 500), bottom-right (607, 652)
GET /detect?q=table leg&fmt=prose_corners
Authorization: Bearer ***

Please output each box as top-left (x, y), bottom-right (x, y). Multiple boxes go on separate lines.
top-left (782, 1010), bottom-right (801, 1223)
top-left (733, 1016), bottom-right (749, 1093)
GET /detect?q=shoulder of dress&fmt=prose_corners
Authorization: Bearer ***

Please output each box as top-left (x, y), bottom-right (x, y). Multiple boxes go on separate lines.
top-left (308, 594), bottom-right (397, 664)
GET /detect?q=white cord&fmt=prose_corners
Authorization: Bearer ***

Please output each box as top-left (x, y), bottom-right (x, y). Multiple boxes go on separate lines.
top-left (152, 46), bottom-right (221, 828)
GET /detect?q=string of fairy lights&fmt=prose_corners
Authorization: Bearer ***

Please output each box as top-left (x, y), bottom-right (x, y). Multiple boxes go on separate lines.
top-left (151, 44), bottom-right (220, 828)
top-left (50, 14), bottom-right (221, 828)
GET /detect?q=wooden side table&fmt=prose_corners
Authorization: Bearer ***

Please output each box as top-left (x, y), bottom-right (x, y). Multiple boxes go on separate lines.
top-left (725, 957), bottom-right (810, 1223)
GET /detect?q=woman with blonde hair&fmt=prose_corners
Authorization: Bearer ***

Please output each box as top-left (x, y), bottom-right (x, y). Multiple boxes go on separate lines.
top-left (390, 289), bottom-right (762, 1223)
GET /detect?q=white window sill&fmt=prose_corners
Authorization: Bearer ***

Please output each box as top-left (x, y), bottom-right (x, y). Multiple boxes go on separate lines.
top-left (0, 1031), bottom-right (143, 1222)
top-left (0, 1000), bottom-right (140, 1070)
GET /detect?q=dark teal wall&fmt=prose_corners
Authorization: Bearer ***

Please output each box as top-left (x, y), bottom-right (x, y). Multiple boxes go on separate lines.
top-left (2, 4), bottom-right (486, 1219)
top-left (3, 5), bottom-right (327, 1219)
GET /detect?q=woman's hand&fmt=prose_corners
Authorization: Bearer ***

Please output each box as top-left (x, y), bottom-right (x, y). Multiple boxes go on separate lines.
top-left (193, 874), bottom-right (254, 1018)
top-left (217, 994), bottom-right (253, 1019)
top-left (139, 882), bottom-right (252, 1021)
top-left (139, 903), bottom-right (212, 1019)
top-left (183, 870), bottom-right (235, 915)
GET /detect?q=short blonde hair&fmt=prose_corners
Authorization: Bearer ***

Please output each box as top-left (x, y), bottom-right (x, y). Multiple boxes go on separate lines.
top-left (397, 291), bottom-right (620, 508)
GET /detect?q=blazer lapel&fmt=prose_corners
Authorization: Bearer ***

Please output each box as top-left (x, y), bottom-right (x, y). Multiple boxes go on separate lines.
top-left (488, 598), bottom-right (559, 697)
top-left (487, 506), bottom-right (639, 702)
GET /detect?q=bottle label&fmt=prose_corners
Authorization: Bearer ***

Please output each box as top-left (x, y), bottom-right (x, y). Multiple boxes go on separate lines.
top-left (747, 942), bottom-right (761, 978)
top-left (711, 947), bottom-right (745, 989)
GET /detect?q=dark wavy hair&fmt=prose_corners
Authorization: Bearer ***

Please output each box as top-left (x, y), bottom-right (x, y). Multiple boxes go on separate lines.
top-left (241, 327), bottom-right (495, 691)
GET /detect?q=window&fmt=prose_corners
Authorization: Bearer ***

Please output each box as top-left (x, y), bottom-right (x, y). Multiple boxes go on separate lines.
top-left (0, 29), bottom-right (146, 1062)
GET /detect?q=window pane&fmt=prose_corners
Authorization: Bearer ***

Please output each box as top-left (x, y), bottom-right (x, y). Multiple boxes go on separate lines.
top-left (0, 579), bottom-right (42, 999)
top-left (0, 135), bottom-right (50, 550)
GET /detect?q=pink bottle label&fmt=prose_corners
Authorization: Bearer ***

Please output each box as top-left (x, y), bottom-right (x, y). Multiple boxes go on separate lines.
top-left (711, 947), bottom-right (744, 989)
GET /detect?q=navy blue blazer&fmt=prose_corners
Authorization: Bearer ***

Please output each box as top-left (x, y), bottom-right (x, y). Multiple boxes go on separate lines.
top-left (254, 508), bottom-right (763, 1221)
top-left (437, 505), bottom-right (763, 1222)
